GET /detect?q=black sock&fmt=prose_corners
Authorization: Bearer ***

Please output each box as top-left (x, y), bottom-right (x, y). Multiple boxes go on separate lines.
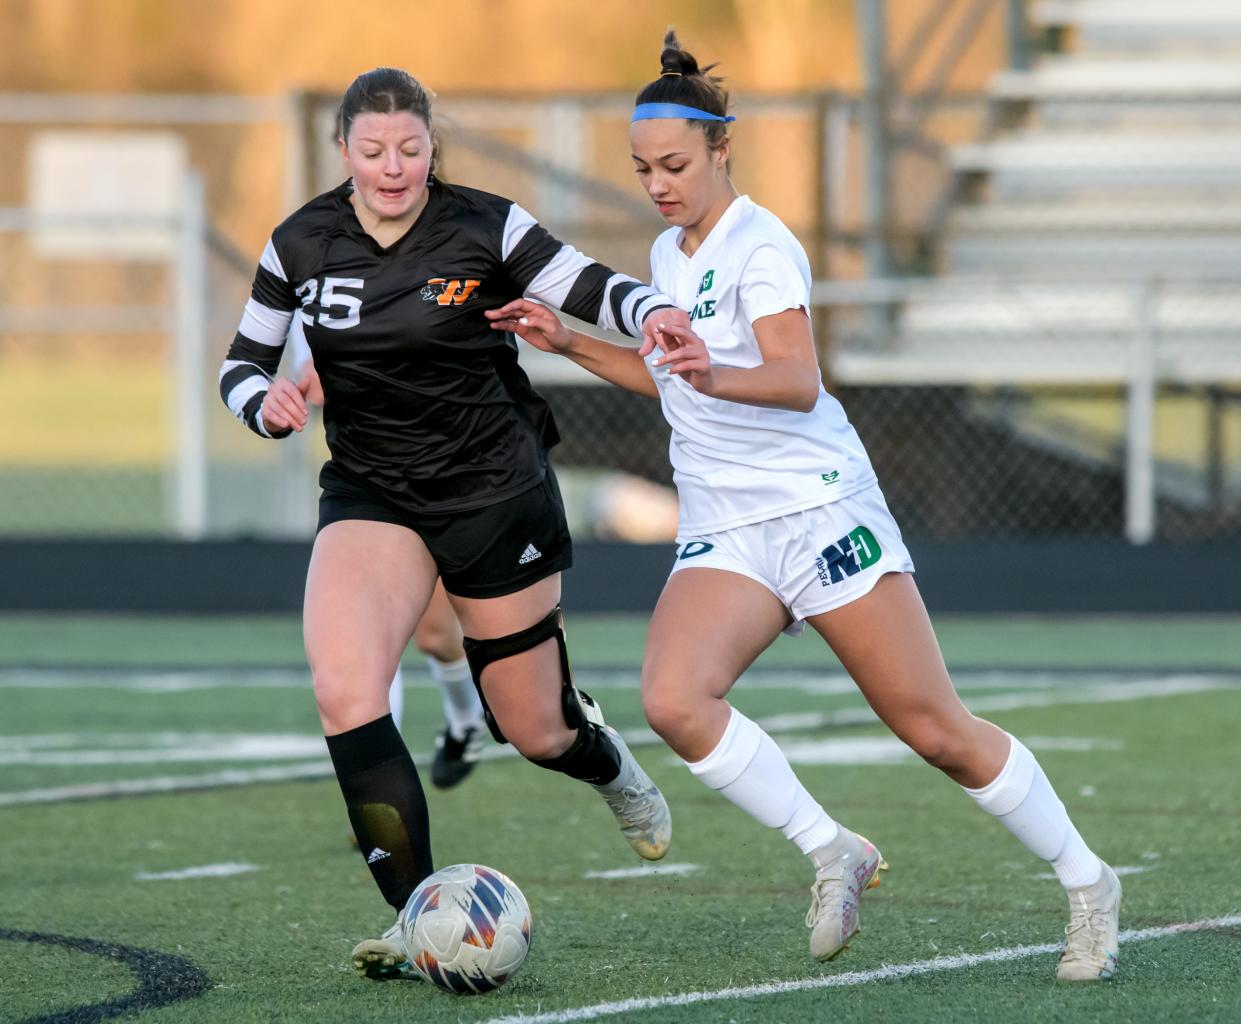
top-left (531, 722), bottom-right (622, 786)
top-left (325, 714), bottom-right (433, 911)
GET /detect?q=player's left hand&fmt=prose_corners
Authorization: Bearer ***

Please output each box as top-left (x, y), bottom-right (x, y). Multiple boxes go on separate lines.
top-left (639, 306), bottom-right (692, 358)
top-left (651, 321), bottom-right (716, 395)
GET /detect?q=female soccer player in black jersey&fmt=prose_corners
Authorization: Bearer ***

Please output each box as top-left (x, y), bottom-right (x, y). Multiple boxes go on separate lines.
top-left (219, 67), bottom-right (682, 979)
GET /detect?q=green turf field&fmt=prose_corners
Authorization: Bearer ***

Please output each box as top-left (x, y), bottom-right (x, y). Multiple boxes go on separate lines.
top-left (2, 614), bottom-right (1240, 1023)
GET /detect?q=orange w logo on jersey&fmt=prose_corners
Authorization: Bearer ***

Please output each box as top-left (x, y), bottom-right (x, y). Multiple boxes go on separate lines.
top-left (422, 278), bottom-right (481, 306)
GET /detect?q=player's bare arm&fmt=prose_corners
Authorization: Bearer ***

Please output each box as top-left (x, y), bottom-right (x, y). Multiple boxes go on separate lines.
top-left (487, 298), bottom-right (659, 399)
top-left (655, 308), bottom-right (820, 412)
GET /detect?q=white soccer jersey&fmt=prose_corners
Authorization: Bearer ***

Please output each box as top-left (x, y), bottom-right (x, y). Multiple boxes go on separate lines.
top-left (647, 195), bottom-right (878, 538)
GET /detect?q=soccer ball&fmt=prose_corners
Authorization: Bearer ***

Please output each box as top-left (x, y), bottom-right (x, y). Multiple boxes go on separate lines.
top-left (402, 863), bottom-right (532, 994)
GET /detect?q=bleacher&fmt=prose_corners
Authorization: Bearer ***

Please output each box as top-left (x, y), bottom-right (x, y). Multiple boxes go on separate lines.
top-left (832, 0), bottom-right (1241, 385)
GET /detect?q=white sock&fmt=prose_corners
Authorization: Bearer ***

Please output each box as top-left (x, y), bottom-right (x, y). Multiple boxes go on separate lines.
top-left (686, 706), bottom-right (838, 855)
top-left (965, 733), bottom-right (1102, 889)
top-left (387, 666), bottom-right (404, 733)
top-left (428, 655), bottom-right (483, 739)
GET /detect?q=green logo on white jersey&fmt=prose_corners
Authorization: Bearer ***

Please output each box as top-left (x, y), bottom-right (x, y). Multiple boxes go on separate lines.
top-left (691, 269), bottom-right (718, 320)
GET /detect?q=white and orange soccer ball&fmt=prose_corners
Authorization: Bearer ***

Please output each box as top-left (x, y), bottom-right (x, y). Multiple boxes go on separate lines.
top-left (401, 863), bottom-right (532, 994)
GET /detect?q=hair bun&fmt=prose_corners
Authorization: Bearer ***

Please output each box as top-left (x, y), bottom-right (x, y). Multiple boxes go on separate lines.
top-left (660, 28), bottom-right (700, 76)
top-left (636, 29), bottom-right (730, 132)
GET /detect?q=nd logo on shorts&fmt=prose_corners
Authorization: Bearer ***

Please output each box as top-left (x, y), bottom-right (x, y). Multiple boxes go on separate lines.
top-left (814, 525), bottom-right (881, 587)
top-left (676, 541), bottom-right (714, 560)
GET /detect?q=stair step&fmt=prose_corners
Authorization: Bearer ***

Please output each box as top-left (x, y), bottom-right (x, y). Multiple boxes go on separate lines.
top-left (900, 286), bottom-right (1241, 331)
top-left (1031, 103), bottom-right (1241, 131)
top-left (993, 60), bottom-right (1241, 100)
top-left (1033, 1), bottom-right (1241, 39)
top-left (945, 238), bottom-right (1241, 273)
top-left (952, 203), bottom-right (1241, 232)
top-left (830, 335), bottom-right (1241, 384)
top-left (954, 134), bottom-right (1241, 171)
top-left (953, 134), bottom-right (1241, 192)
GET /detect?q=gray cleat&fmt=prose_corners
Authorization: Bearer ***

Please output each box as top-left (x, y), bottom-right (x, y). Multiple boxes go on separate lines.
top-left (1057, 861), bottom-right (1121, 982)
top-left (806, 828), bottom-right (883, 961)
top-left (593, 727), bottom-right (672, 861)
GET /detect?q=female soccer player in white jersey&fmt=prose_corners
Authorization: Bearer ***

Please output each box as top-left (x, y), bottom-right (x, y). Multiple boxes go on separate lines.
top-left (219, 67), bottom-right (683, 980)
top-left (487, 31), bottom-right (1121, 983)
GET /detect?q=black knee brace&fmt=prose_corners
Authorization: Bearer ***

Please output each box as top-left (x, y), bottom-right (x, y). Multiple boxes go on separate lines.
top-left (462, 605), bottom-right (603, 744)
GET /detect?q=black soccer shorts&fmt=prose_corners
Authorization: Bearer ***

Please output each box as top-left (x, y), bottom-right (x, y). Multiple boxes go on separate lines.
top-left (317, 463), bottom-right (573, 599)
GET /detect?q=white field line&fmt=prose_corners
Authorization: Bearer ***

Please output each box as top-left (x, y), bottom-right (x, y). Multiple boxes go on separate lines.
top-left (1035, 865), bottom-right (1155, 880)
top-left (0, 733), bottom-right (327, 765)
top-left (583, 864), bottom-right (703, 880)
top-left (1, 674), bottom-right (1234, 807)
top-left (771, 733), bottom-right (1122, 767)
top-left (0, 739), bottom-right (554, 805)
top-left (475, 914), bottom-right (1241, 1024)
top-left (752, 675), bottom-right (1239, 735)
top-left (3, 667), bottom-right (1231, 694)
top-left (0, 761), bottom-right (336, 806)
top-left (135, 862), bottom-right (258, 881)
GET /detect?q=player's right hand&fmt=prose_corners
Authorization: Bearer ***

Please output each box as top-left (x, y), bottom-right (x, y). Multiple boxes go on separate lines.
top-left (485, 299), bottom-right (575, 354)
top-left (260, 377), bottom-right (310, 434)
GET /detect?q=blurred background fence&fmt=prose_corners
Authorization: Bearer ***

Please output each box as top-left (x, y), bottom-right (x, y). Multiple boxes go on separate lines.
top-left (2, 0), bottom-right (1240, 549)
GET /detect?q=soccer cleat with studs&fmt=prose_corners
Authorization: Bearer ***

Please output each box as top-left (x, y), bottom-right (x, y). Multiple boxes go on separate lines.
top-left (430, 723), bottom-right (485, 789)
top-left (1056, 861), bottom-right (1121, 982)
top-left (806, 828), bottom-right (883, 961)
top-left (593, 727), bottom-right (672, 861)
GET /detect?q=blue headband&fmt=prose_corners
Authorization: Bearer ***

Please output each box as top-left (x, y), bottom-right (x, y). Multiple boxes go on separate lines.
top-left (631, 102), bottom-right (736, 124)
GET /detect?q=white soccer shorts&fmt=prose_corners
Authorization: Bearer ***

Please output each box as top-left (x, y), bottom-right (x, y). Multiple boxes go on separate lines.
top-left (668, 483), bottom-right (915, 636)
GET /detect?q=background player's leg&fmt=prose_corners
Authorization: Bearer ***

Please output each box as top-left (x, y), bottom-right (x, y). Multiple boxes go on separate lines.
top-left (449, 573), bottom-right (670, 859)
top-left (808, 571), bottom-right (1119, 980)
top-left (387, 666), bottom-right (404, 732)
top-left (414, 580), bottom-right (485, 787)
top-left (305, 520), bottom-right (438, 920)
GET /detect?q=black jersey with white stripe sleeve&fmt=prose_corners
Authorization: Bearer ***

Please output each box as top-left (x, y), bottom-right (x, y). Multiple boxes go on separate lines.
top-left (219, 177), bottom-right (676, 514)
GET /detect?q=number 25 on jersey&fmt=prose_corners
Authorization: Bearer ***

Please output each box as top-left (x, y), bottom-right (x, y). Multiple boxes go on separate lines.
top-left (296, 277), bottom-right (364, 330)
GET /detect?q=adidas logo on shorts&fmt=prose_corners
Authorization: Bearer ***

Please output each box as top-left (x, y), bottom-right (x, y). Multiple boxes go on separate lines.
top-left (518, 543), bottom-right (542, 565)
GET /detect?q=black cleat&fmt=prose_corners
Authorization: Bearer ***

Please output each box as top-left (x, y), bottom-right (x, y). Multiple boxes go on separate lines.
top-left (430, 724), bottom-right (484, 789)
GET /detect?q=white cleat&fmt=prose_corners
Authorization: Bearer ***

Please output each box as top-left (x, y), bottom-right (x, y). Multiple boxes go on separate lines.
top-left (1057, 861), bottom-right (1121, 982)
top-left (806, 828), bottom-right (883, 961)
top-left (593, 727), bottom-right (672, 861)
top-left (351, 914), bottom-right (415, 980)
